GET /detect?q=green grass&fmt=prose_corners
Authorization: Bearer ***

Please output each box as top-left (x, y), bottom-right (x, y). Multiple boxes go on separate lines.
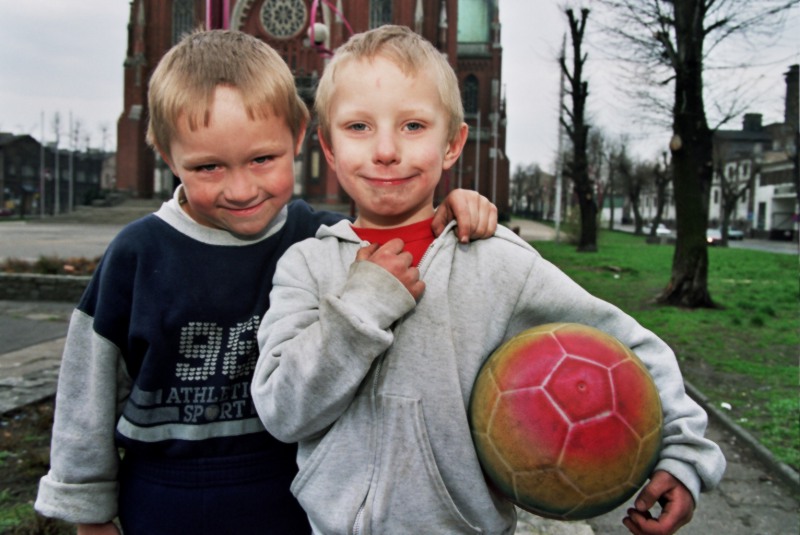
top-left (528, 228), bottom-right (799, 470)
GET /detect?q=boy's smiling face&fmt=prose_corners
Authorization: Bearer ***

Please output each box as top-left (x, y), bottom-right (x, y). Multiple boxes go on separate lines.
top-left (164, 85), bottom-right (303, 237)
top-left (320, 56), bottom-right (467, 229)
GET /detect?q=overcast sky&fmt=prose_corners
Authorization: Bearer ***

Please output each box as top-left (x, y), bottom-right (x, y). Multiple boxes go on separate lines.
top-left (1, 1), bottom-right (797, 174)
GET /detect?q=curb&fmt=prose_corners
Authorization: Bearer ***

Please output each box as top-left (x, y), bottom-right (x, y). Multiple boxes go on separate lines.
top-left (684, 379), bottom-right (800, 493)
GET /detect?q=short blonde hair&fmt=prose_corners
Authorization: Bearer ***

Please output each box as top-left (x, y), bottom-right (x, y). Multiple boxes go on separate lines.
top-left (314, 25), bottom-right (464, 146)
top-left (146, 29), bottom-right (309, 158)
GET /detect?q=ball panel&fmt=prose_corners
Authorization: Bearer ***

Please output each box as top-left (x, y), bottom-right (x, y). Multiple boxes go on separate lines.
top-left (514, 469), bottom-right (587, 519)
top-left (552, 323), bottom-right (628, 368)
top-left (631, 427), bottom-right (663, 486)
top-left (469, 366), bottom-right (500, 434)
top-left (547, 357), bottom-right (613, 422)
top-left (564, 484), bottom-right (640, 520)
top-left (489, 389), bottom-right (569, 471)
top-left (490, 331), bottom-right (565, 391)
top-left (561, 416), bottom-right (641, 495)
top-left (612, 359), bottom-right (663, 438)
top-left (472, 431), bottom-right (517, 499)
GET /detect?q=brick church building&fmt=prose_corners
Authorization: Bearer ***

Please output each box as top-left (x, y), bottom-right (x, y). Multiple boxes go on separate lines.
top-left (116, 0), bottom-right (509, 215)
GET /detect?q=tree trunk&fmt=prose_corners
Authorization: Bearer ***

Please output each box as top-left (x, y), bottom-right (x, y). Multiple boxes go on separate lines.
top-left (657, 0), bottom-right (716, 308)
top-left (564, 9), bottom-right (598, 253)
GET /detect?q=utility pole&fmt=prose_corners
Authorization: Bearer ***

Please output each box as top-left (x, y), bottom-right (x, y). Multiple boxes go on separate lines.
top-left (39, 111), bottom-right (45, 218)
top-left (52, 113), bottom-right (61, 215)
top-left (68, 112), bottom-right (74, 213)
top-left (554, 35), bottom-right (566, 243)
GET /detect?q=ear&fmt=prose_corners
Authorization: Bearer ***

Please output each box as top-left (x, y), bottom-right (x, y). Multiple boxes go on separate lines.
top-left (318, 127), bottom-right (336, 167)
top-left (294, 122), bottom-right (308, 156)
top-left (442, 122), bottom-right (469, 171)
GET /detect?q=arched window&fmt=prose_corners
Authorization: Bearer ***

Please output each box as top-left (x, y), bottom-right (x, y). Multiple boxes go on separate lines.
top-left (172, 0), bottom-right (195, 44)
top-left (370, 0), bottom-right (392, 28)
top-left (462, 75), bottom-right (479, 115)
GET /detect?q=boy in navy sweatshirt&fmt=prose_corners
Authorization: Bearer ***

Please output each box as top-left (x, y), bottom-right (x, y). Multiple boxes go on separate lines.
top-left (35, 29), bottom-right (496, 535)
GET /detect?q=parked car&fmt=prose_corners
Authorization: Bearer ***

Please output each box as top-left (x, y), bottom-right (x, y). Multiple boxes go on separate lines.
top-left (706, 228), bottom-right (723, 245)
top-left (707, 227), bottom-right (744, 245)
top-left (651, 223), bottom-right (672, 236)
top-left (727, 227), bottom-right (745, 240)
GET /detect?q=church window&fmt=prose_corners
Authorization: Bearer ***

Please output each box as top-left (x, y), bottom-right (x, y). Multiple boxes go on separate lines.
top-left (172, 0), bottom-right (195, 44)
top-left (370, 0), bottom-right (392, 28)
top-left (463, 75), bottom-right (479, 115)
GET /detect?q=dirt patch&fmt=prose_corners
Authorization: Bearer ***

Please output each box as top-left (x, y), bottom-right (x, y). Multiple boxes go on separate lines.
top-left (1, 398), bottom-right (72, 534)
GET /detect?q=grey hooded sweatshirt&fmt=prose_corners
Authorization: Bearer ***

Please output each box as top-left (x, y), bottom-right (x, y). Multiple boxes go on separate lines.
top-left (252, 220), bottom-right (725, 535)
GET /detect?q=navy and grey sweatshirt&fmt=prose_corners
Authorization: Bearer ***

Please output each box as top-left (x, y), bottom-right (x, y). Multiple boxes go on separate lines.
top-left (35, 188), bottom-right (344, 524)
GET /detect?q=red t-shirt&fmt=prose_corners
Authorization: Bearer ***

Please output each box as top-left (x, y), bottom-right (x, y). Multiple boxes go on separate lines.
top-left (352, 218), bottom-right (435, 267)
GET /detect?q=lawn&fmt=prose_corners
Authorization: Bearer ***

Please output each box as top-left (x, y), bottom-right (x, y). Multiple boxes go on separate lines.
top-left (528, 228), bottom-right (799, 470)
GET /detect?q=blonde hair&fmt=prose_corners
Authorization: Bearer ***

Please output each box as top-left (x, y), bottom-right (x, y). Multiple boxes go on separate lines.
top-left (146, 29), bottom-right (309, 158)
top-left (314, 25), bottom-right (464, 146)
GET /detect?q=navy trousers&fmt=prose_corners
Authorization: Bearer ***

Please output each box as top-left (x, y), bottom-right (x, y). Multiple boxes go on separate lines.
top-left (118, 451), bottom-right (310, 534)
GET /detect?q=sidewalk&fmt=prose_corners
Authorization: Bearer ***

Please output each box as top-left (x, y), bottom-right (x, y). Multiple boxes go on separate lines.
top-left (0, 205), bottom-right (797, 534)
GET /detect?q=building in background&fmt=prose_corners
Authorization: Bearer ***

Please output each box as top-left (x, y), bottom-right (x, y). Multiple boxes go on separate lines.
top-left (711, 64), bottom-right (799, 240)
top-left (0, 133), bottom-right (110, 218)
top-left (116, 0), bottom-right (510, 216)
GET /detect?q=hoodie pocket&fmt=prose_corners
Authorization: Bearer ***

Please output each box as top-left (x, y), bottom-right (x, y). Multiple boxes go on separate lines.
top-left (369, 394), bottom-right (482, 534)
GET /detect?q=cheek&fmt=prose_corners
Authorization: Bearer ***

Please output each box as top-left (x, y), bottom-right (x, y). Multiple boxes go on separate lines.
top-left (270, 164), bottom-right (297, 198)
top-left (181, 180), bottom-right (219, 209)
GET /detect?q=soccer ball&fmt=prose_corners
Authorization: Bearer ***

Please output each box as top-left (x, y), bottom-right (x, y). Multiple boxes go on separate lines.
top-left (469, 323), bottom-right (662, 520)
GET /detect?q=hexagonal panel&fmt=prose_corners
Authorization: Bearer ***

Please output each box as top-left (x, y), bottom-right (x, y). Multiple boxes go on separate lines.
top-left (488, 389), bottom-right (569, 471)
top-left (547, 357), bottom-right (613, 422)
top-left (560, 415), bottom-right (641, 495)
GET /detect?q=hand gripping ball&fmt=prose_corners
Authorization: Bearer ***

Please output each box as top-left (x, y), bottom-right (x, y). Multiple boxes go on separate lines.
top-left (469, 323), bottom-right (662, 520)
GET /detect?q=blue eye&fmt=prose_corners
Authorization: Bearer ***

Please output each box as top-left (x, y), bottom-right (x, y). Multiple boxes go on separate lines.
top-left (348, 123), bottom-right (368, 132)
top-left (254, 155), bottom-right (274, 164)
top-left (196, 164), bottom-right (218, 172)
top-left (405, 122), bottom-right (423, 131)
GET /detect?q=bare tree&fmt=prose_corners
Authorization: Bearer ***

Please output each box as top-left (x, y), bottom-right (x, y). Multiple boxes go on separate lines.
top-left (649, 151), bottom-right (671, 238)
top-left (561, 8), bottom-right (598, 252)
top-left (624, 157), bottom-right (649, 235)
top-left (596, 0), bottom-right (798, 308)
top-left (604, 137), bottom-right (630, 231)
top-left (510, 163), bottom-right (550, 219)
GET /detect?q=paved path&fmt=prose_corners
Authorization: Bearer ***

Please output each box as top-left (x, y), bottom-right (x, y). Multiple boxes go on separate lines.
top-left (0, 206), bottom-right (797, 534)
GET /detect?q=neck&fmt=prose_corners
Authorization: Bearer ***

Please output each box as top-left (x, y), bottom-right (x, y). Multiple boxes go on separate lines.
top-left (353, 207), bottom-right (435, 230)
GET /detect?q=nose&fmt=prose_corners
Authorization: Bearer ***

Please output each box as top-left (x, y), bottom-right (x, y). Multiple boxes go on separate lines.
top-left (372, 130), bottom-right (399, 166)
top-left (224, 168), bottom-right (258, 204)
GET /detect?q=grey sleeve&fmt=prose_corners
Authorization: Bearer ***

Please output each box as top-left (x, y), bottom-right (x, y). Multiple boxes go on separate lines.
top-left (35, 309), bottom-right (131, 524)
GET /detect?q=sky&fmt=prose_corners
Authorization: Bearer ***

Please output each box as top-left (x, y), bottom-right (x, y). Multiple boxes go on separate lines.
top-left (1, 1), bottom-right (798, 174)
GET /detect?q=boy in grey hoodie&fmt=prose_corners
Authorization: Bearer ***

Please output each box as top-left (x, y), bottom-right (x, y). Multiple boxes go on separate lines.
top-left (252, 25), bottom-right (725, 535)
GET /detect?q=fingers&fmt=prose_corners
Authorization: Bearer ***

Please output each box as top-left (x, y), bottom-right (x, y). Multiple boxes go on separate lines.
top-left (433, 189), bottom-right (498, 243)
top-left (621, 472), bottom-right (695, 535)
top-left (469, 194), bottom-right (498, 242)
top-left (357, 239), bottom-right (425, 300)
top-left (355, 242), bottom-right (381, 262)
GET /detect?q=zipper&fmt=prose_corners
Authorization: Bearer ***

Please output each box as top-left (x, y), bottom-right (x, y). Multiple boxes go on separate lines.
top-left (352, 352), bottom-right (386, 535)
top-left (351, 226), bottom-right (444, 534)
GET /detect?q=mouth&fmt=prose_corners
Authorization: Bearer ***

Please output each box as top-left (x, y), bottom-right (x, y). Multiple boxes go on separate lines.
top-left (364, 175), bottom-right (414, 186)
top-left (225, 198), bottom-right (267, 217)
